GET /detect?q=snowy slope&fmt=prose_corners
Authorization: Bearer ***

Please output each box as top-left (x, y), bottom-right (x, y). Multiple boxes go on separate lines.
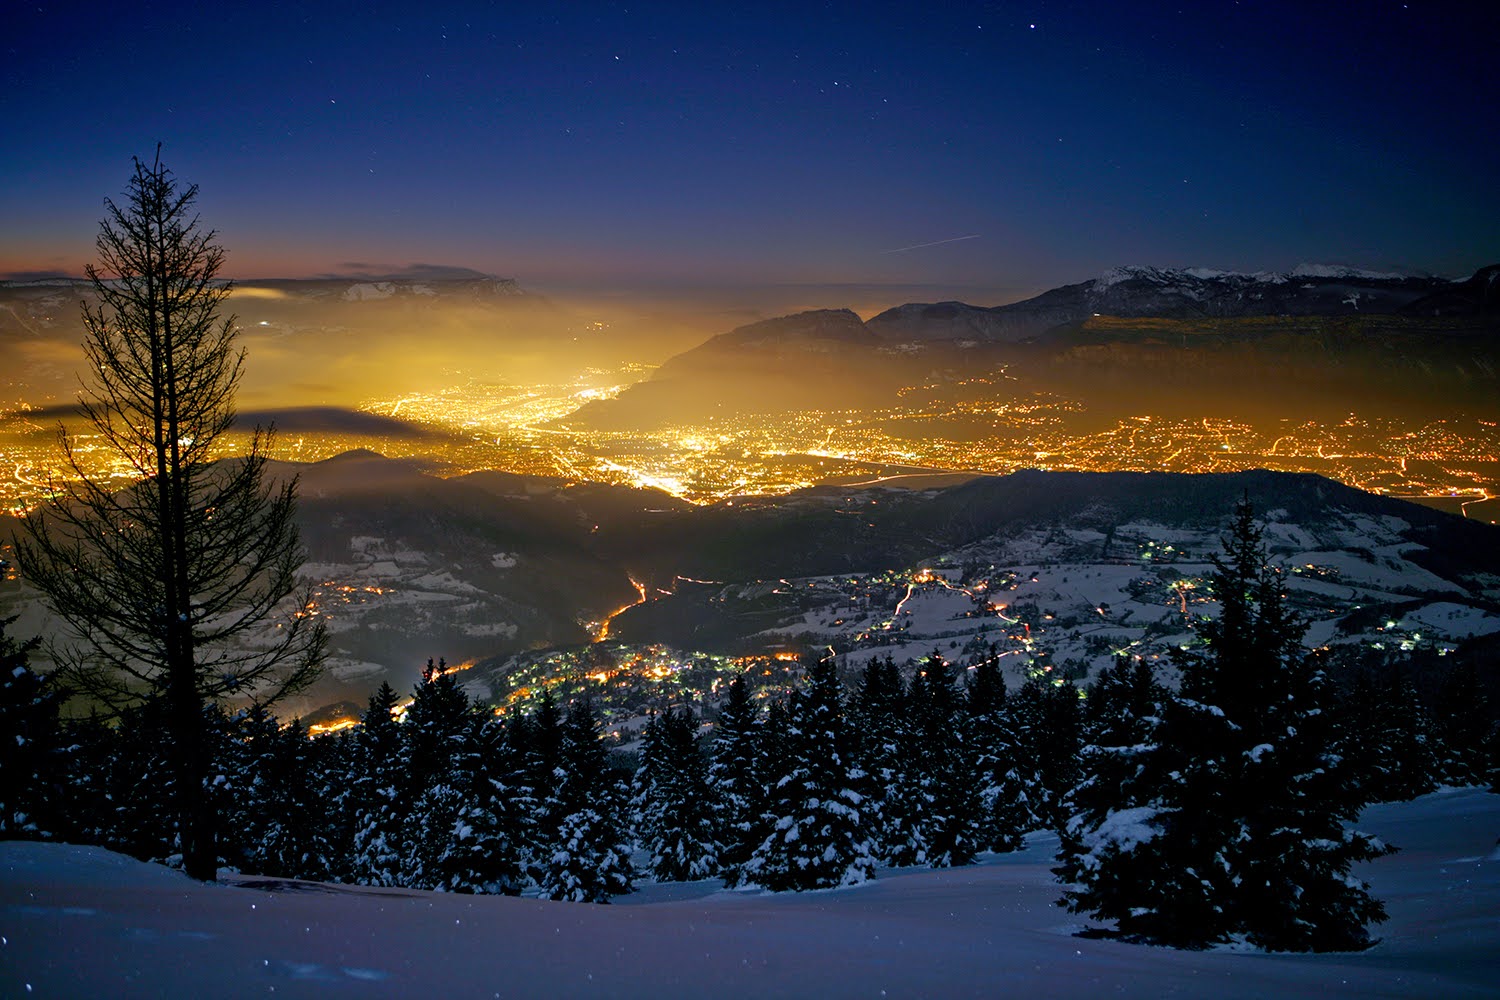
top-left (3, 789), bottom-right (1497, 998)
top-left (737, 507), bottom-right (1499, 693)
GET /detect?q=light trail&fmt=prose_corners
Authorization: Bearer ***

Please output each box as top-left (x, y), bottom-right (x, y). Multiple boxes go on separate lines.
top-left (1460, 492), bottom-right (1492, 518)
top-left (593, 577), bottom-right (648, 642)
top-left (881, 234), bottom-right (980, 254)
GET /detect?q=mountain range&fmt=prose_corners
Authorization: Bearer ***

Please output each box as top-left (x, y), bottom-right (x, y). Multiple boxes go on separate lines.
top-left (564, 263), bottom-right (1500, 429)
top-left (866, 263), bottom-right (1500, 344)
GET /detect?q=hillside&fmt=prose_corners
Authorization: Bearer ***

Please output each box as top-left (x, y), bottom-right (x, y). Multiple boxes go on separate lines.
top-left (8, 456), bottom-right (1499, 716)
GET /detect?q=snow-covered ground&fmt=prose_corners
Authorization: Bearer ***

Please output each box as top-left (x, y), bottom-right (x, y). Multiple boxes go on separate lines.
top-left (4, 789), bottom-right (1496, 998)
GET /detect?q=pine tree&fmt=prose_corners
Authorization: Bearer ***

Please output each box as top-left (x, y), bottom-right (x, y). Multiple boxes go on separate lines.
top-left (629, 711), bottom-right (665, 847)
top-left (1007, 673), bottom-right (1080, 829)
top-left (966, 654), bottom-right (1039, 852)
top-left (885, 653), bottom-right (978, 867)
top-left (708, 675), bottom-right (763, 887)
top-left (459, 713), bottom-right (533, 895)
top-left (216, 704), bottom-right (280, 874)
top-left (0, 617), bottom-right (63, 838)
top-left (315, 727), bottom-right (361, 883)
top-left (1068, 655), bottom-right (1165, 816)
top-left (15, 153), bottom-right (325, 880)
top-left (1430, 659), bottom-right (1494, 787)
top-left (348, 682), bottom-right (408, 886)
top-left (224, 710), bottom-right (338, 881)
top-left (748, 655), bottom-right (875, 891)
top-left (849, 656), bottom-right (903, 862)
top-left (1334, 664), bottom-right (1437, 803)
top-left (90, 698), bottom-right (181, 862)
top-left (535, 700), bottom-right (634, 901)
top-left (1056, 500), bottom-right (1392, 951)
top-left (397, 659), bottom-right (505, 892)
top-left (521, 689), bottom-right (567, 877)
top-left (1233, 646), bottom-right (1393, 951)
top-left (633, 707), bottom-right (720, 881)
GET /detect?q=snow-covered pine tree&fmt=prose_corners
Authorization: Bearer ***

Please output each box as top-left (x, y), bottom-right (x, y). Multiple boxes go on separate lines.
top-left (756, 697), bottom-right (795, 806)
top-left (633, 707), bottom-right (720, 881)
top-left (347, 681), bottom-right (408, 886)
top-left (97, 698), bottom-right (182, 863)
top-left (231, 712), bottom-right (339, 881)
top-left (629, 711), bottom-right (664, 847)
top-left (51, 712), bottom-right (118, 847)
top-left (0, 618), bottom-right (63, 838)
top-left (314, 727), bottom-right (360, 883)
top-left (520, 689), bottom-right (567, 878)
top-left (459, 713), bottom-right (533, 895)
top-left (1053, 655), bottom-right (1166, 925)
top-left (747, 655), bottom-right (875, 891)
top-left (398, 661), bottom-right (471, 888)
top-left (1056, 500), bottom-right (1393, 952)
top-left (1066, 655), bottom-right (1165, 819)
top-left (215, 704), bottom-right (280, 874)
top-left (1430, 659), bottom-right (1494, 787)
top-left (885, 653), bottom-right (978, 867)
top-left (849, 656), bottom-right (903, 862)
top-left (399, 658), bottom-right (526, 893)
top-left (707, 674), bottom-right (763, 887)
top-left (535, 700), bottom-right (634, 902)
top-left (1232, 646), bottom-right (1394, 952)
top-left (966, 652), bottom-right (1039, 852)
top-left (1006, 672), bottom-right (1081, 830)
top-left (1333, 663), bottom-right (1436, 803)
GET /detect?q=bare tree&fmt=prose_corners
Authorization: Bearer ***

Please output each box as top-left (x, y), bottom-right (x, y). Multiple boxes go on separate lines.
top-left (16, 150), bottom-right (326, 880)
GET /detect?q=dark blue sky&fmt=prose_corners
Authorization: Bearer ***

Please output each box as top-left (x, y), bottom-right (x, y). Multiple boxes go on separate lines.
top-left (4, 1), bottom-right (1495, 300)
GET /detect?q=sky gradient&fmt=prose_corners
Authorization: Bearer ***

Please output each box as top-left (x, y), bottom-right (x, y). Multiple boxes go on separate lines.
top-left (3, 0), bottom-right (1496, 300)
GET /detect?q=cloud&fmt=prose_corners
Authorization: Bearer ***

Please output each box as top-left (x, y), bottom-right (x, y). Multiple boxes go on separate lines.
top-left (320, 262), bottom-right (497, 281)
top-left (234, 407), bottom-right (437, 438)
top-left (0, 270), bottom-right (80, 282)
top-left (226, 286), bottom-right (289, 300)
top-left (13, 405), bottom-right (439, 442)
top-left (12, 403), bottom-right (84, 423)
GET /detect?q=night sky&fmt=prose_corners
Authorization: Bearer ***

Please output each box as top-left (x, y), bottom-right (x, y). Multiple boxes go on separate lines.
top-left (4, 1), bottom-right (1495, 299)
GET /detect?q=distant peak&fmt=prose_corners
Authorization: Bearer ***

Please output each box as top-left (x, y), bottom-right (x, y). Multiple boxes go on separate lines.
top-left (318, 448), bottom-right (389, 463)
top-left (1093, 265), bottom-right (1282, 288)
top-left (1092, 263), bottom-right (1417, 289)
top-left (1289, 263), bottom-right (1413, 281)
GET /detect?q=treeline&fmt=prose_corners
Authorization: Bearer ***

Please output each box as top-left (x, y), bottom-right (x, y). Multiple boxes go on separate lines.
top-left (2, 506), bottom-right (1496, 950)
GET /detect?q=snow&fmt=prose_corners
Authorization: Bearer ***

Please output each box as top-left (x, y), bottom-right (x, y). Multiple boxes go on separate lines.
top-left (4, 789), bottom-right (1496, 998)
top-left (1082, 806), bottom-right (1161, 855)
top-left (1092, 265), bottom-right (1292, 289)
top-left (1290, 263), bottom-right (1409, 281)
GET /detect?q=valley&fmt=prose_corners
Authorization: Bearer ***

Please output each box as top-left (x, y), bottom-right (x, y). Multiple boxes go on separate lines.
top-left (4, 266), bottom-right (1498, 721)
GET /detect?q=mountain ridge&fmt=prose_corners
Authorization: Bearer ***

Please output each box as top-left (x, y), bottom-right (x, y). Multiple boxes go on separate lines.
top-left (866, 263), bottom-right (1500, 344)
top-left (562, 262), bottom-right (1500, 430)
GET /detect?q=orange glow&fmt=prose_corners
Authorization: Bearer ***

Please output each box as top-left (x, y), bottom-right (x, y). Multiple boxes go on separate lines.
top-left (593, 577), bottom-right (648, 642)
top-left (307, 718), bottom-right (359, 737)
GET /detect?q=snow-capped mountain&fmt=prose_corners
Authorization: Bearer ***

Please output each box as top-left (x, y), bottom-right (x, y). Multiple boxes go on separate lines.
top-left (866, 263), bottom-right (1498, 343)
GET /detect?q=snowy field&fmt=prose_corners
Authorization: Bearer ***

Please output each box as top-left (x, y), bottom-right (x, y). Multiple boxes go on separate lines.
top-left (3, 789), bottom-right (1496, 998)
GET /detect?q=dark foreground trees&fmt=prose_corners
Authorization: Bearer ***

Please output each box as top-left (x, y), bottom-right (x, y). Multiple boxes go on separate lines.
top-left (16, 151), bottom-right (325, 880)
top-left (1055, 501), bottom-right (1392, 951)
